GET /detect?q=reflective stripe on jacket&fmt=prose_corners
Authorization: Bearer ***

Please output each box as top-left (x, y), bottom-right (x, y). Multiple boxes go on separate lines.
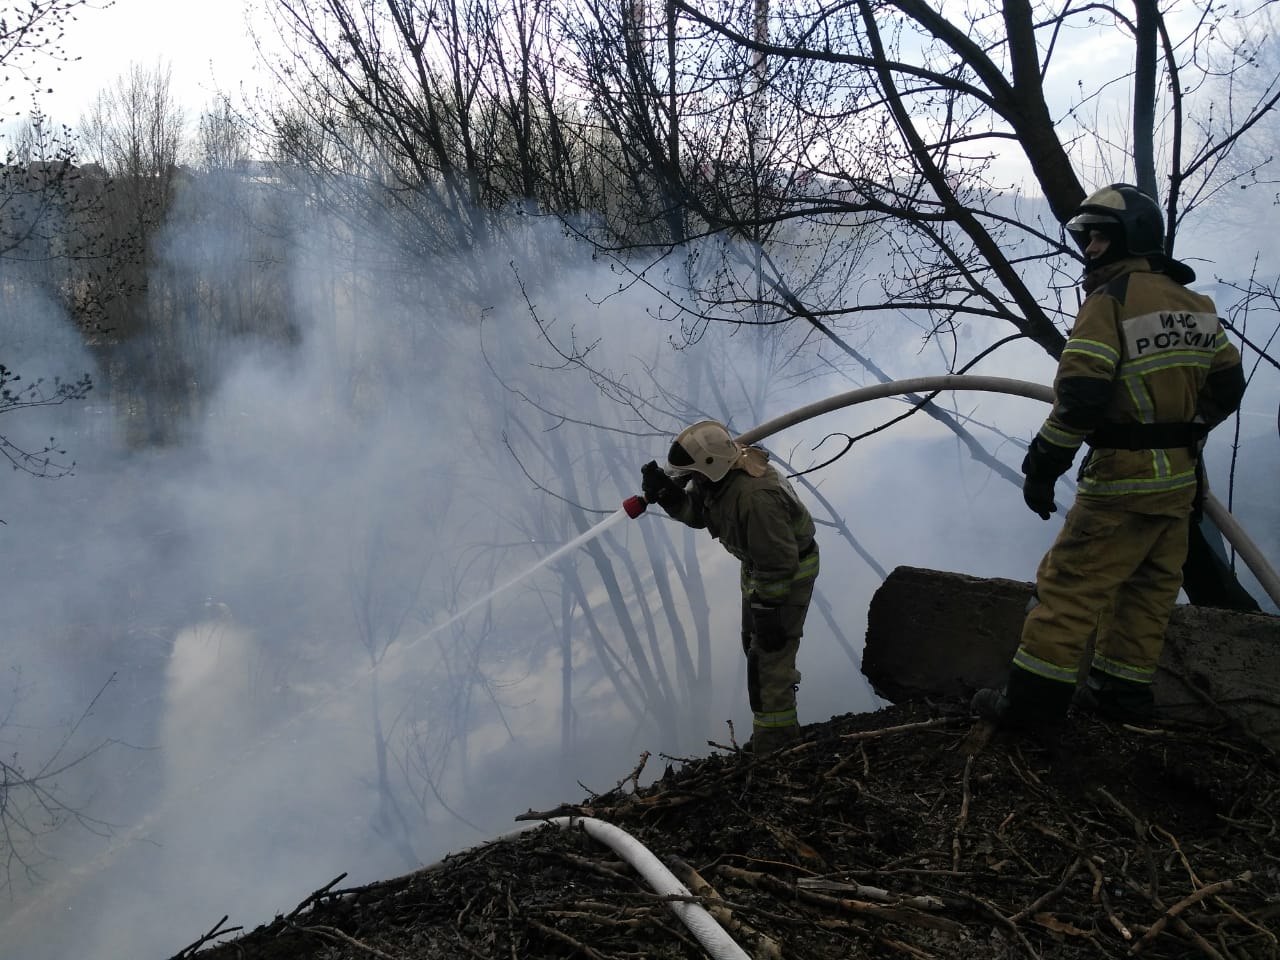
top-left (669, 464), bottom-right (818, 602)
top-left (1035, 257), bottom-right (1245, 515)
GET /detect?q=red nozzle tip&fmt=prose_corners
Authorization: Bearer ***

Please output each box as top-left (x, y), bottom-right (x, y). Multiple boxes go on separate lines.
top-left (623, 495), bottom-right (648, 519)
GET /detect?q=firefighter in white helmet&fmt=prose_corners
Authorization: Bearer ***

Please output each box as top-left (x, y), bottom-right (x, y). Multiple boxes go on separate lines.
top-left (641, 420), bottom-right (819, 753)
top-left (973, 184), bottom-right (1245, 729)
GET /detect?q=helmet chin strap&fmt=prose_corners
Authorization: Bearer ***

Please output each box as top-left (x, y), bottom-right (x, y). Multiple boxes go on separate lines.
top-left (1083, 241), bottom-right (1128, 275)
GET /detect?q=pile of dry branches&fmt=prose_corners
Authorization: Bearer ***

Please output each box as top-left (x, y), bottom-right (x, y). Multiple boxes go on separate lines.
top-left (187, 701), bottom-right (1280, 960)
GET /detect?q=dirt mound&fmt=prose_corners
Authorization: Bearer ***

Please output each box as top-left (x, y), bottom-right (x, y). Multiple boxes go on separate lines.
top-left (181, 701), bottom-right (1280, 960)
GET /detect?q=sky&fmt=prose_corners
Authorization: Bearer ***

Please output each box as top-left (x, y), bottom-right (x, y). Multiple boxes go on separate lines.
top-left (29, 0), bottom-right (265, 127)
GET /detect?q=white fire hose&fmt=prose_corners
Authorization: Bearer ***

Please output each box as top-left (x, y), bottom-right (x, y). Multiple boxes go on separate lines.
top-left (549, 816), bottom-right (751, 960)
top-left (416, 817), bottom-right (752, 960)
top-left (735, 374), bottom-right (1280, 609)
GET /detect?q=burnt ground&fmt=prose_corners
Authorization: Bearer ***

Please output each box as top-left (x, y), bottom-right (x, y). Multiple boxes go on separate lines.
top-left (181, 700), bottom-right (1280, 960)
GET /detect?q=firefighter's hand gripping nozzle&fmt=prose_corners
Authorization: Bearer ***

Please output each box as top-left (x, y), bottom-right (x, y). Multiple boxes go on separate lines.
top-left (624, 460), bottom-right (679, 519)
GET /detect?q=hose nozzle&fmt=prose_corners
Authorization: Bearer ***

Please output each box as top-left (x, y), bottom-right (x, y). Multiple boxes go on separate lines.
top-left (622, 495), bottom-right (648, 519)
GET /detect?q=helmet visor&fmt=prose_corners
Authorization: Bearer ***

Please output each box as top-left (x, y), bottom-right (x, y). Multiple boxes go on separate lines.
top-left (666, 439), bottom-right (695, 475)
top-left (1066, 210), bottom-right (1120, 234)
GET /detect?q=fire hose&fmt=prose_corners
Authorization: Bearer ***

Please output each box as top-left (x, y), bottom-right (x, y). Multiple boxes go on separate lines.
top-left (415, 818), bottom-right (753, 960)
top-left (549, 817), bottom-right (752, 960)
top-left (625, 374), bottom-right (1280, 609)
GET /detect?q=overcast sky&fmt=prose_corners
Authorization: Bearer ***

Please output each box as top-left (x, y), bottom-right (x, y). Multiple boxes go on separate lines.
top-left (34, 0), bottom-right (264, 126)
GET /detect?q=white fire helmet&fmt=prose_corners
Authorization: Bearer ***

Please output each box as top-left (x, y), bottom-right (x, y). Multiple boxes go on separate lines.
top-left (666, 420), bottom-right (740, 482)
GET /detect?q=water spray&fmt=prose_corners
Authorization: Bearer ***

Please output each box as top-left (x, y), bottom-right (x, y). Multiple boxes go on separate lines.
top-left (1, 508), bottom-right (637, 948)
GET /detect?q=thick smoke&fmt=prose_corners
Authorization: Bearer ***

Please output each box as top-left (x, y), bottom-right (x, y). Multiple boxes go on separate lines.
top-left (0, 171), bottom-right (1276, 960)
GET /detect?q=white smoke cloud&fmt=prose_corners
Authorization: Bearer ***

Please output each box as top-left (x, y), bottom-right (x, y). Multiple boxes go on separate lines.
top-left (1, 175), bottom-right (1277, 960)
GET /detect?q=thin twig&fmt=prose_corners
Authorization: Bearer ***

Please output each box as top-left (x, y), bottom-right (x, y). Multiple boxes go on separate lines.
top-left (1131, 873), bottom-right (1252, 955)
top-left (165, 915), bottom-right (243, 959)
top-left (839, 718), bottom-right (958, 742)
top-left (292, 923), bottom-right (404, 959)
top-left (952, 754), bottom-right (973, 871)
top-left (964, 893), bottom-right (1042, 959)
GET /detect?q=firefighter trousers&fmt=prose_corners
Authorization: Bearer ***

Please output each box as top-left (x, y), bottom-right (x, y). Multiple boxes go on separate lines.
top-left (740, 587), bottom-right (811, 735)
top-left (1014, 498), bottom-right (1190, 689)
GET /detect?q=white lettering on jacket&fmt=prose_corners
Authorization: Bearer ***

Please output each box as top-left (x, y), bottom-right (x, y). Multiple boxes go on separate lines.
top-left (1125, 310), bottom-right (1217, 358)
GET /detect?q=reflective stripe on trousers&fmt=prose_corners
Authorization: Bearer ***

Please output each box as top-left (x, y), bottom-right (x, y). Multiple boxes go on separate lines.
top-left (1015, 498), bottom-right (1189, 685)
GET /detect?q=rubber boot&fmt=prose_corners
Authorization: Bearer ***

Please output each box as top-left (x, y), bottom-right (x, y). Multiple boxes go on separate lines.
top-left (1078, 669), bottom-right (1154, 723)
top-left (746, 725), bottom-right (801, 755)
top-left (973, 667), bottom-right (1073, 730)
top-left (971, 687), bottom-right (1010, 722)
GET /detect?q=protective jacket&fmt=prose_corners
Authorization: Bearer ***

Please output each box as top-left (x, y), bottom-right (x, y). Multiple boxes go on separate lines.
top-left (660, 457), bottom-right (818, 746)
top-left (1026, 257), bottom-right (1245, 517)
top-left (1004, 255), bottom-right (1246, 726)
top-left (664, 463), bottom-right (818, 604)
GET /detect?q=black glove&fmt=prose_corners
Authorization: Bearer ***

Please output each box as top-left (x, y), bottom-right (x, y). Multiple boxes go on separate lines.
top-left (1020, 436), bottom-right (1071, 521)
top-left (1022, 477), bottom-right (1058, 521)
top-left (641, 460), bottom-right (676, 503)
top-left (1021, 436), bottom-right (1074, 486)
top-left (750, 603), bottom-right (787, 653)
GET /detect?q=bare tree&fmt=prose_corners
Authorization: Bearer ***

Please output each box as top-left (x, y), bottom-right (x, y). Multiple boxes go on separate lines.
top-left (195, 98), bottom-right (251, 173)
top-left (247, 2), bottom-right (1280, 785)
top-left (0, 362), bottom-right (90, 480)
top-left (0, 117), bottom-right (93, 483)
top-left (0, 673), bottom-right (118, 895)
top-left (348, 519), bottom-right (433, 869)
top-left (0, 0), bottom-right (105, 482)
top-left (77, 61), bottom-right (193, 444)
top-left (552, 0), bottom-right (1279, 605)
top-left (0, 0), bottom-right (91, 119)
top-left (0, 1), bottom-right (127, 889)
top-left (257, 0), bottom-right (738, 749)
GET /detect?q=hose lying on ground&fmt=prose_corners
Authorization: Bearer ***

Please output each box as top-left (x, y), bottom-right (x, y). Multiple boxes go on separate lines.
top-left (411, 817), bottom-right (752, 960)
top-left (547, 816), bottom-right (752, 960)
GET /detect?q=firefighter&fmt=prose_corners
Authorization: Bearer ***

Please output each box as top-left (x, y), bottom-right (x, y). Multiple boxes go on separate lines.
top-left (973, 183), bottom-right (1246, 728)
top-left (640, 421), bottom-right (819, 753)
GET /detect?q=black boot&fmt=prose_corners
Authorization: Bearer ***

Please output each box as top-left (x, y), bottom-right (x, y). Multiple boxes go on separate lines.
top-left (1079, 669), bottom-right (1154, 723)
top-left (746, 725), bottom-right (801, 755)
top-left (1006, 666), bottom-right (1075, 727)
top-left (974, 667), bottom-right (1073, 729)
top-left (971, 687), bottom-right (1010, 722)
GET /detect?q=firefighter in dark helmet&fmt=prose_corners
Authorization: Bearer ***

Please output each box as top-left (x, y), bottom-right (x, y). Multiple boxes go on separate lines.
top-left (973, 183), bottom-right (1245, 728)
top-left (640, 421), bottom-right (819, 753)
